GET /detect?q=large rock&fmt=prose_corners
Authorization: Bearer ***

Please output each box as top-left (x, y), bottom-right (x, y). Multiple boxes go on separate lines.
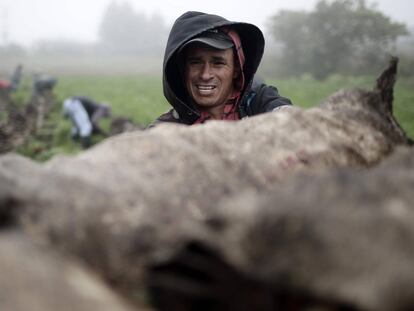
top-left (147, 145), bottom-right (414, 310)
top-left (0, 230), bottom-right (138, 311)
top-left (0, 59), bottom-right (412, 310)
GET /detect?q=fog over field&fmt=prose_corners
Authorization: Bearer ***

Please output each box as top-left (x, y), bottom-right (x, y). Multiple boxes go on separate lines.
top-left (0, 0), bottom-right (413, 77)
top-left (1, 0), bottom-right (412, 46)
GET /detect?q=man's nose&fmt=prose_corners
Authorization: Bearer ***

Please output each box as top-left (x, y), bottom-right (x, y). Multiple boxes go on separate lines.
top-left (200, 63), bottom-right (213, 80)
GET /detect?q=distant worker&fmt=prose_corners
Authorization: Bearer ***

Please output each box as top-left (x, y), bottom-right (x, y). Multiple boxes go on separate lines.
top-left (32, 72), bottom-right (58, 97)
top-left (0, 64), bottom-right (23, 93)
top-left (63, 96), bottom-right (112, 148)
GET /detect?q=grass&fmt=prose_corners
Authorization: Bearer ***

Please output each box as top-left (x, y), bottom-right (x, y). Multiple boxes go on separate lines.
top-left (393, 78), bottom-right (414, 137)
top-left (10, 73), bottom-right (414, 161)
top-left (13, 74), bottom-right (170, 161)
top-left (53, 75), bottom-right (169, 125)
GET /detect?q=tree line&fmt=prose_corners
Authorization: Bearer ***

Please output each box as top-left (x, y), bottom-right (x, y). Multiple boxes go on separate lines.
top-left (264, 0), bottom-right (411, 79)
top-left (98, 1), bottom-right (167, 56)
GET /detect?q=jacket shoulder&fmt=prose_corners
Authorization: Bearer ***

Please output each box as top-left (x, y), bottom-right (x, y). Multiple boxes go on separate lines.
top-left (146, 109), bottom-right (184, 129)
top-left (243, 81), bottom-right (292, 116)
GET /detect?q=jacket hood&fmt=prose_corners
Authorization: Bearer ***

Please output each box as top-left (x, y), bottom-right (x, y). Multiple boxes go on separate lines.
top-left (162, 11), bottom-right (265, 123)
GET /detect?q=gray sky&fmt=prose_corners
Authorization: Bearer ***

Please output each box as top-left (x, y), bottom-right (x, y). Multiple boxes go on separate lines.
top-left (1, 0), bottom-right (412, 46)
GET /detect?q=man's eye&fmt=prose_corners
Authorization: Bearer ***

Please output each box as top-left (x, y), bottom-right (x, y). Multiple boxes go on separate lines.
top-left (214, 60), bottom-right (226, 66)
top-left (188, 60), bottom-right (201, 65)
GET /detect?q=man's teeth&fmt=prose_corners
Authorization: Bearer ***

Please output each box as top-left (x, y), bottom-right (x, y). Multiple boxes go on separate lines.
top-left (198, 85), bottom-right (215, 90)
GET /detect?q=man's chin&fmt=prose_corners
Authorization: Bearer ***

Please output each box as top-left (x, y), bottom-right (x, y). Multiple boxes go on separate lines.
top-left (194, 100), bottom-right (218, 108)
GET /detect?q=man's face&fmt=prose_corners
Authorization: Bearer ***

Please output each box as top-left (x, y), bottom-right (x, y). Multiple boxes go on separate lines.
top-left (184, 45), bottom-right (239, 113)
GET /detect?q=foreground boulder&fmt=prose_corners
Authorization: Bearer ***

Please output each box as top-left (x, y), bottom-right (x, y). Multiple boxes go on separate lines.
top-left (148, 145), bottom-right (414, 310)
top-left (0, 59), bottom-right (412, 310)
top-left (0, 230), bottom-right (137, 311)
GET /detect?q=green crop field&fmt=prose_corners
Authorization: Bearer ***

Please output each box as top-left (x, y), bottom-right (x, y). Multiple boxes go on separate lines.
top-left (13, 74), bottom-right (414, 161)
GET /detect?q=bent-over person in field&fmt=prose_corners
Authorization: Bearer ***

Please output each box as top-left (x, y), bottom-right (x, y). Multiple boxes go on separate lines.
top-left (63, 96), bottom-right (112, 148)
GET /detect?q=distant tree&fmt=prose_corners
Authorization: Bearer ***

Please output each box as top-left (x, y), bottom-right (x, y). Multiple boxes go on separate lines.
top-left (267, 0), bottom-right (408, 79)
top-left (98, 1), bottom-right (168, 56)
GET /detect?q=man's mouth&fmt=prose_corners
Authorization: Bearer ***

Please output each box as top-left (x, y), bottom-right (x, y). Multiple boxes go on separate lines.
top-left (196, 84), bottom-right (216, 95)
top-left (197, 84), bottom-right (216, 90)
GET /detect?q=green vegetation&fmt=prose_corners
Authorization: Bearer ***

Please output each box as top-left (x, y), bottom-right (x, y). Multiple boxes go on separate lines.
top-left (12, 74), bottom-right (414, 161)
top-left (267, 0), bottom-right (409, 79)
top-left (393, 78), bottom-right (414, 137)
top-left (53, 75), bottom-right (168, 125)
top-left (15, 74), bottom-right (169, 161)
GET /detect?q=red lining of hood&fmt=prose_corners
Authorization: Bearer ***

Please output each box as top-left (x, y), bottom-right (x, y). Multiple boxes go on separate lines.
top-left (221, 27), bottom-right (246, 94)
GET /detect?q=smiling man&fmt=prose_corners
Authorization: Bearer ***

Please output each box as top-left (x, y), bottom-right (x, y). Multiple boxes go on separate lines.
top-left (150, 11), bottom-right (292, 126)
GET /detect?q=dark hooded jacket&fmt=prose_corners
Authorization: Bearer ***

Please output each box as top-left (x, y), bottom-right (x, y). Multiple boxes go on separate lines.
top-left (151, 11), bottom-right (292, 127)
